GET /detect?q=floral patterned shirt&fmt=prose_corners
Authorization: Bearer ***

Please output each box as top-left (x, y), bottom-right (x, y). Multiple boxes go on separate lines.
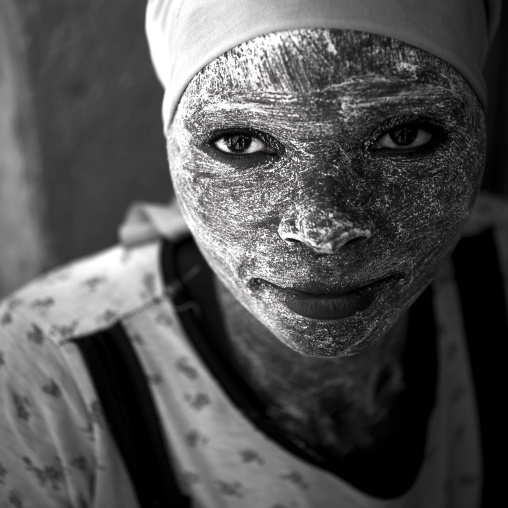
top-left (1, 193), bottom-right (507, 508)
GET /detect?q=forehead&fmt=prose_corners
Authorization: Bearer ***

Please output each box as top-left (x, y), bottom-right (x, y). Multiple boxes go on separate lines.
top-left (178, 29), bottom-right (474, 118)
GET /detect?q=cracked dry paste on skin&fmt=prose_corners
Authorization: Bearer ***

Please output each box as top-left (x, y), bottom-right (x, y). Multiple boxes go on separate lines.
top-left (166, 30), bottom-right (485, 455)
top-left (168, 29), bottom-right (485, 354)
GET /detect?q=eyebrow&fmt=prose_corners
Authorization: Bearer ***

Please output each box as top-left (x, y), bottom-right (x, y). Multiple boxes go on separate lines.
top-left (186, 77), bottom-right (464, 130)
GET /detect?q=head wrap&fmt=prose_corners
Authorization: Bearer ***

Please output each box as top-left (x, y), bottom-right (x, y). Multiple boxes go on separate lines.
top-left (146, 0), bottom-right (501, 130)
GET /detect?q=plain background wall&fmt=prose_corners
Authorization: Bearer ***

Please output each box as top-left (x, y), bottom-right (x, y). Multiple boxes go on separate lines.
top-left (0, 0), bottom-right (49, 296)
top-left (15, 0), bottom-right (170, 268)
top-left (0, 0), bottom-right (507, 295)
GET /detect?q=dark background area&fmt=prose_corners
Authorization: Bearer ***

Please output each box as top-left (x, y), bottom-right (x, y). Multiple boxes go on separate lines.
top-left (483, 3), bottom-right (508, 194)
top-left (9, 0), bottom-right (508, 267)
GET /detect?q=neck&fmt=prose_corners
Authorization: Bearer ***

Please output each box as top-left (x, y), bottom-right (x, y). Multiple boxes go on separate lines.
top-left (214, 275), bottom-right (410, 457)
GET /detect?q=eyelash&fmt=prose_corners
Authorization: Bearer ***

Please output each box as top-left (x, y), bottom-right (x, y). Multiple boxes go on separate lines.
top-left (203, 128), bottom-right (283, 166)
top-left (368, 118), bottom-right (445, 155)
top-left (202, 118), bottom-right (445, 166)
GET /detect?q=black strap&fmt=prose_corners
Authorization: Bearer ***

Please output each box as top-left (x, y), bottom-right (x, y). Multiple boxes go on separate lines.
top-left (73, 324), bottom-right (191, 508)
top-left (451, 229), bottom-right (507, 508)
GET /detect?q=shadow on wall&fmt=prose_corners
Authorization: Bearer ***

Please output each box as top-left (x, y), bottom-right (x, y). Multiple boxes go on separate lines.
top-left (0, 0), bottom-right (507, 297)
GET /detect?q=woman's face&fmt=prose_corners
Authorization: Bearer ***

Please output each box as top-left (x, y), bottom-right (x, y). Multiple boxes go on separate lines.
top-left (167, 29), bottom-right (486, 357)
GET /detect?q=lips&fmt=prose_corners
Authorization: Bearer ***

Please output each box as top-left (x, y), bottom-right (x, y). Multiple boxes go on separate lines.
top-left (252, 275), bottom-right (400, 320)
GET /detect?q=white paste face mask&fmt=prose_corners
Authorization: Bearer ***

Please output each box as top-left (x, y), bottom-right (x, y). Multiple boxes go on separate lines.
top-left (167, 30), bottom-right (486, 357)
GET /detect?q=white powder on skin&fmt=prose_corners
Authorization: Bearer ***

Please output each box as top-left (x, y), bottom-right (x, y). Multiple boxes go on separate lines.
top-left (278, 205), bottom-right (372, 254)
top-left (166, 29), bottom-right (485, 460)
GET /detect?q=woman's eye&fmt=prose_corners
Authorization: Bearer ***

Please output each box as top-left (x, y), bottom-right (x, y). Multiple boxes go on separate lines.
top-left (213, 134), bottom-right (270, 155)
top-left (375, 126), bottom-right (433, 150)
top-left (201, 129), bottom-right (282, 167)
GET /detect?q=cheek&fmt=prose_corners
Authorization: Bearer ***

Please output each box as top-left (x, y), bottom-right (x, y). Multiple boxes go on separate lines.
top-left (370, 117), bottom-right (485, 248)
top-left (167, 136), bottom-right (269, 281)
top-left (170, 145), bottom-right (276, 232)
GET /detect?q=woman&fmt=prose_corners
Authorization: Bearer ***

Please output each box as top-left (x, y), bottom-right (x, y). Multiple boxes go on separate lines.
top-left (0, 0), bottom-right (503, 507)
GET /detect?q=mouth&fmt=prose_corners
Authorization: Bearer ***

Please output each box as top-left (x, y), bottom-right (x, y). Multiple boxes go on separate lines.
top-left (250, 274), bottom-right (402, 321)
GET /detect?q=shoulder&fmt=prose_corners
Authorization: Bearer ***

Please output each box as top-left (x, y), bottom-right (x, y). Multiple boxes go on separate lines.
top-left (0, 199), bottom-right (189, 377)
top-left (0, 239), bottom-right (166, 429)
top-left (0, 247), bottom-right (152, 508)
top-left (0, 240), bottom-right (165, 347)
top-left (0, 203), bottom-right (187, 507)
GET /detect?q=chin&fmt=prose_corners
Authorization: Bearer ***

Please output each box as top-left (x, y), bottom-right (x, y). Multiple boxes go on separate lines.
top-left (236, 271), bottom-right (421, 357)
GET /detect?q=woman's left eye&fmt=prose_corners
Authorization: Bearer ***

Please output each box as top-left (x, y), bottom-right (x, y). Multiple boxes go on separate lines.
top-left (374, 125), bottom-right (433, 151)
top-left (213, 133), bottom-right (270, 155)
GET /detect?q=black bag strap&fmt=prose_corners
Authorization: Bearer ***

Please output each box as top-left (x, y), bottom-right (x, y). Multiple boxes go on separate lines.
top-left (73, 323), bottom-right (191, 508)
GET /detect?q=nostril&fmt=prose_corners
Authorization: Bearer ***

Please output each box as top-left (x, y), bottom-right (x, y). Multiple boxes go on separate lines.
top-left (278, 212), bottom-right (373, 253)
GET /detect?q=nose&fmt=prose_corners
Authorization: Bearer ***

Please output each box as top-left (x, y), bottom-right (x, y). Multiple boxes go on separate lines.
top-left (278, 205), bottom-right (372, 254)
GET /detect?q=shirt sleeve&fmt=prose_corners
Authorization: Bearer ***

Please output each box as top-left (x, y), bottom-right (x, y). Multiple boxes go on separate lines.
top-left (0, 303), bottom-right (95, 508)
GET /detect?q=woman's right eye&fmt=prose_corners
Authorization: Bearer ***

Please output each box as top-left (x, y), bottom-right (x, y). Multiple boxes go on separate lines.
top-left (213, 134), bottom-right (270, 155)
top-left (202, 130), bottom-right (282, 167)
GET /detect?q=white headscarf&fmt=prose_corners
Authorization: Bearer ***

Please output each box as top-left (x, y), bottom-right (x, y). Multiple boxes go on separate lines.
top-left (146, 0), bottom-right (502, 131)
